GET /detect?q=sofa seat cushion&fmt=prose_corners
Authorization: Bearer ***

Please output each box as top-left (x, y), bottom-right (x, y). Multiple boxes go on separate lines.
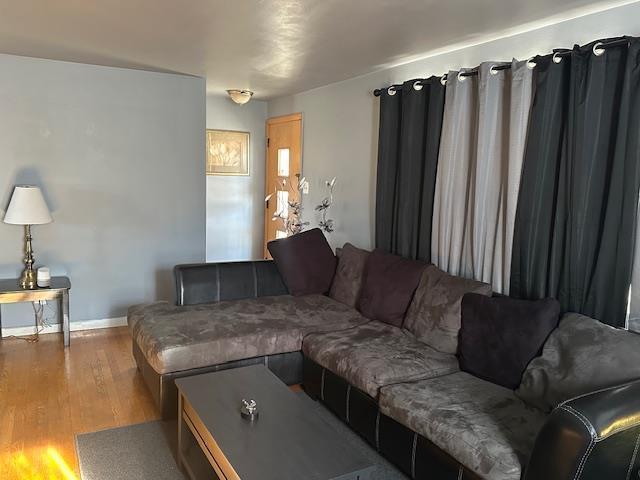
top-left (379, 372), bottom-right (546, 480)
top-left (128, 294), bottom-right (368, 375)
top-left (302, 321), bottom-right (459, 398)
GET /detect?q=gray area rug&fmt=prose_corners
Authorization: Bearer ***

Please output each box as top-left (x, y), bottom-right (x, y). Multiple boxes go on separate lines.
top-left (76, 393), bottom-right (407, 480)
top-left (76, 421), bottom-right (185, 480)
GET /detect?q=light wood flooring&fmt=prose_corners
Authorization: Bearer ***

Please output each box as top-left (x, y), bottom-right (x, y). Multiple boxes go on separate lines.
top-left (0, 327), bottom-right (159, 480)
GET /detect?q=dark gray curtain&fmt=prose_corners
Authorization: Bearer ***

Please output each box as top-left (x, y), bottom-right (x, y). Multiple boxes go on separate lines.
top-left (375, 77), bottom-right (445, 260)
top-left (510, 37), bottom-right (640, 327)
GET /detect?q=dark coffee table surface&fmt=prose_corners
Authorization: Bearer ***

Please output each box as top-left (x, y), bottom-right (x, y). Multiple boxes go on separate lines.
top-left (175, 365), bottom-right (374, 480)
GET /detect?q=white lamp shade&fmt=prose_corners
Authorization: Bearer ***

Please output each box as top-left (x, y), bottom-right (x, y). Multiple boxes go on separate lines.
top-left (3, 185), bottom-right (53, 225)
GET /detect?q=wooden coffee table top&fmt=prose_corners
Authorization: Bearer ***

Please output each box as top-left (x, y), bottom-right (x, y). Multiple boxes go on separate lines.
top-left (175, 365), bottom-right (374, 480)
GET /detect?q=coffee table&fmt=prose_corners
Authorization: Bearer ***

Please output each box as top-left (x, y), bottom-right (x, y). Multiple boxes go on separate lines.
top-left (175, 365), bottom-right (375, 480)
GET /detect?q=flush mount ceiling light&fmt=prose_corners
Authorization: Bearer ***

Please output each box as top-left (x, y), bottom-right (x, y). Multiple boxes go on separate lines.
top-left (226, 89), bottom-right (254, 105)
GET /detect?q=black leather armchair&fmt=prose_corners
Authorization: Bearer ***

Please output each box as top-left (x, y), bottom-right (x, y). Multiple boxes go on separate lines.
top-left (525, 379), bottom-right (640, 479)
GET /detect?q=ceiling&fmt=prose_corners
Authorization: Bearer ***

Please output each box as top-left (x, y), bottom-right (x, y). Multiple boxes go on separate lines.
top-left (0, 0), bottom-right (630, 99)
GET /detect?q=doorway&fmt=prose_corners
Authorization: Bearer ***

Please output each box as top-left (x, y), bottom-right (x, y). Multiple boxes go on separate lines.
top-left (263, 113), bottom-right (302, 258)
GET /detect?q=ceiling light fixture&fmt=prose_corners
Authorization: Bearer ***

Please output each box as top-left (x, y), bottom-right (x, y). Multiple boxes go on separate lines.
top-left (226, 89), bottom-right (254, 105)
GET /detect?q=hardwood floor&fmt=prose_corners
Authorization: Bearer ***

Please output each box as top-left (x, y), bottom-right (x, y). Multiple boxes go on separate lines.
top-left (0, 327), bottom-right (159, 479)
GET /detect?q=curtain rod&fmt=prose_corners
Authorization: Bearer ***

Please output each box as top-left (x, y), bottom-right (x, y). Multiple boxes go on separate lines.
top-left (373, 37), bottom-right (630, 96)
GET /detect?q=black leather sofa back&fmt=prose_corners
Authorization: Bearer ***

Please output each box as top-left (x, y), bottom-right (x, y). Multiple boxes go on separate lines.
top-left (174, 260), bottom-right (288, 306)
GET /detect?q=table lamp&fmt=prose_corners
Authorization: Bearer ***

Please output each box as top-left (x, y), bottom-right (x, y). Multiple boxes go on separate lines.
top-left (3, 185), bottom-right (53, 289)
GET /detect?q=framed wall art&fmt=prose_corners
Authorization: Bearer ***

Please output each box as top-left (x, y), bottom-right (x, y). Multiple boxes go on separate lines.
top-left (206, 129), bottom-right (250, 176)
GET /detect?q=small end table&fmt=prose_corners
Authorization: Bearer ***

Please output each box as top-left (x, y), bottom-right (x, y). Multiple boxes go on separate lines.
top-left (0, 276), bottom-right (71, 347)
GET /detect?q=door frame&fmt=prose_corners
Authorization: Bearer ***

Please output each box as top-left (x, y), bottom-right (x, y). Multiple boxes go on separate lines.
top-left (264, 112), bottom-right (303, 258)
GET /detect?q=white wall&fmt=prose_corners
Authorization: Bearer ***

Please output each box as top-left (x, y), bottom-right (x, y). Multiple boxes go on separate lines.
top-left (0, 54), bottom-right (205, 329)
top-left (205, 96), bottom-right (268, 261)
top-left (267, 1), bottom-right (640, 251)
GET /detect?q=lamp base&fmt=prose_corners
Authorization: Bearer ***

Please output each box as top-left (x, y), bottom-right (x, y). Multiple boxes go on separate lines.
top-left (20, 267), bottom-right (38, 289)
top-left (19, 224), bottom-right (37, 289)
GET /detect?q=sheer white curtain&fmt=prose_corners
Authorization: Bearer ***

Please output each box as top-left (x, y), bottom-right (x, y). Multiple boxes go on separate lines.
top-left (431, 67), bottom-right (477, 279)
top-left (431, 60), bottom-right (533, 293)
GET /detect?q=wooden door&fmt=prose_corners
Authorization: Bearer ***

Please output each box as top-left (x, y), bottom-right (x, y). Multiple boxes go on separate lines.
top-left (264, 113), bottom-right (302, 258)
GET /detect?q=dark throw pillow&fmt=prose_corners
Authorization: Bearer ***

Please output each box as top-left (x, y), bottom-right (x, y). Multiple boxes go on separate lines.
top-left (267, 228), bottom-right (337, 296)
top-left (329, 243), bottom-right (370, 307)
top-left (358, 249), bottom-right (426, 327)
top-left (459, 294), bottom-right (560, 390)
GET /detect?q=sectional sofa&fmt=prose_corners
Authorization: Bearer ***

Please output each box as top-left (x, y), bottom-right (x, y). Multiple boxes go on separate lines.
top-left (128, 245), bottom-right (640, 480)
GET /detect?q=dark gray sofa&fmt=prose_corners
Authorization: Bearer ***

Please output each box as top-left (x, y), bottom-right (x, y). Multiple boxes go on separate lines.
top-left (128, 260), bottom-right (640, 480)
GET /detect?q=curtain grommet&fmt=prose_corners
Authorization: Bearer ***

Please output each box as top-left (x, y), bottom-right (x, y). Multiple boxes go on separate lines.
top-left (593, 42), bottom-right (605, 56)
top-left (440, 74), bottom-right (448, 86)
top-left (413, 81), bottom-right (423, 91)
top-left (526, 57), bottom-right (537, 69)
top-left (489, 65), bottom-right (500, 75)
top-left (552, 52), bottom-right (564, 64)
top-left (457, 71), bottom-right (467, 82)
top-left (387, 86), bottom-right (397, 96)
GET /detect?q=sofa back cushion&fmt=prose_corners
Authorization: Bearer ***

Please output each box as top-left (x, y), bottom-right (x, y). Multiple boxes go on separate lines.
top-left (403, 265), bottom-right (492, 354)
top-left (516, 313), bottom-right (640, 412)
top-left (329, 243), bottom-right (370, 307)
top-left (267, 228), bottom-right (337, 296)
top-left (358, 249), bottom-right (426, 327)
top-left (459, 294), bottom-right (560, 389)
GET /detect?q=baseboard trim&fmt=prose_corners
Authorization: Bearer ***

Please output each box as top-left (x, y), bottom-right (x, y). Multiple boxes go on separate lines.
top-left (1, 316), bottom-right (128, 338)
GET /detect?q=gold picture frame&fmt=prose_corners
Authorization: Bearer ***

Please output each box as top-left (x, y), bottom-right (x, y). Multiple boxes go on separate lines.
top-left (206, 129), bottom-right (250, 176)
